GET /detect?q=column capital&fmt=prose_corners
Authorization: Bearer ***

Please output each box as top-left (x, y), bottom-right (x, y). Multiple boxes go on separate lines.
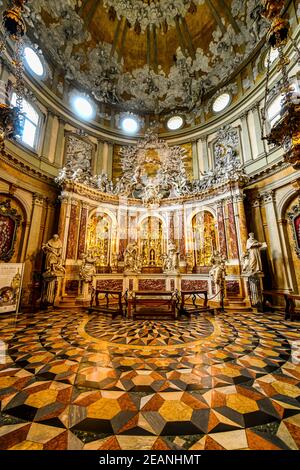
top-left (260, 190), bottom-right (276, 205)
top-left (32, 193), bottom-right (44, 206)
top-left (200, 134), bottom-right (208, 143)
top-left (239, 110), bottom-right (249, 120)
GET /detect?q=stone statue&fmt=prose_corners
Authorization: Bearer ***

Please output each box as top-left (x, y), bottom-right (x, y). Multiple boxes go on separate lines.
top-left (185, 251), bottom-right (194, 273)
top-left (243, 233), bottom-right (267, 274)
top-left (111, 253), bottom-right (119, 273)
top-left (79, 249), bottom-right (97, 283)
top-left (124, 241), bottom-right (140, 273)
top-left (209, 250), bottom-right (226, 290)
top-left (163, 241), bottom-right (179, 273)
top-left (42, 234), bottom-right (65, 275)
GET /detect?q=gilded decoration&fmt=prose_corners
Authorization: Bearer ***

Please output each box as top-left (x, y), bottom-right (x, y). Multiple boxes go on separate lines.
top-left (192, 211), bottom-right (217, 267)
top-left (287, 199), bottom-right (300, 259)
top-left (87, 213), bottom-right (111, 268)
top-left (0, 199), bottom-right (22, 262)
top-left (139, 217), bottom-right (163, 268)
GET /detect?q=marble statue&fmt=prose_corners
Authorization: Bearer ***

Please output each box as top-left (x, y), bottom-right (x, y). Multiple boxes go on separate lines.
top-left (111, 253), bottom-right (119, 273)
top-left (243, 233), bottom-right (267, 274)
top-left (163, 241), bottom-right (179, 273)
top-left (79, 249), bottom-right (97, 283)
top-left (209, 250), bottom-right (226, 289)
top-left (42, 234), bottom-right (65, 275)
top-left (124, 242), bottom-right (141, 273)
top-left (185, 251), bottom-right (194, 273)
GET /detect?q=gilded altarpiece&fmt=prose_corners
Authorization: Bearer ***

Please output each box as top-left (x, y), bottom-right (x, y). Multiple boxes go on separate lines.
top-left (192, 211), bottom-right (217, 267)
top-left (139, 217), bottom-right (164, 268)
top-left (87, 213), bottom-right (111, 269)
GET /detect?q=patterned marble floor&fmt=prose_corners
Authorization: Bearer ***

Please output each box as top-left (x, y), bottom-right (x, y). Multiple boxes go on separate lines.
top-left (0, 309), bottom-right (300, 450)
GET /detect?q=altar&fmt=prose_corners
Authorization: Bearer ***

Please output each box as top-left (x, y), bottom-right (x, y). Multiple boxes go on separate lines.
top-left (44, 130), bottom-right (262, 309)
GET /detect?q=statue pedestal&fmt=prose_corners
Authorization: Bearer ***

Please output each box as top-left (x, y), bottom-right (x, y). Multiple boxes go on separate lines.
top-left (41, 272), bottom-right (64, 308)
top-left (242, 272), bottom-right (264, 311)
top-left (77, 280), bottom-right (92, 303)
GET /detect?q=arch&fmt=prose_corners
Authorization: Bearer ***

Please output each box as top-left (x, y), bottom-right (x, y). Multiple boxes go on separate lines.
top-left (278, 188), bottom-right (300, 220)
top-left (88, 206), bottom-right (117, 229)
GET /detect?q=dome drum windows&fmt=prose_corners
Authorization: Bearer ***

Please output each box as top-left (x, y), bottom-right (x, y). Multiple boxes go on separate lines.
top-left (11, 93), bottom-right (41, 149)
top-left (212, 93), bottom-right (231, 114)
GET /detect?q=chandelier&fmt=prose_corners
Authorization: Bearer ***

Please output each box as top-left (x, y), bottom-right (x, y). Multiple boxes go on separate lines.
top-left (261, 0), bottom-right (300, 169)
top-left (0, 0), bottom-right (27, 151)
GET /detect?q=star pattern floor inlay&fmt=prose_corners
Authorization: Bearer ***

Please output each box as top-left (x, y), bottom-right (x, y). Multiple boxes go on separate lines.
top-left (0, 309), bottom-right (299, 450)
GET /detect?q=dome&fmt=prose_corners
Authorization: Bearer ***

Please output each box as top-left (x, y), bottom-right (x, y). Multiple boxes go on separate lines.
top-left (24, 0), bottom-right (268, 114)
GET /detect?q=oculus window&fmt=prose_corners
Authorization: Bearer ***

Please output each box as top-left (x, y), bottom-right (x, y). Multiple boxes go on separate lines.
top-left (24, 47), bottom-right (45, 78)
top-left (167, 116), bottom-right (184, 131)
top-left (212, 93), bottom-right (231, 113)
top-left (121, 116), bottom-right (140, 134)
top-left (71, 94), bottom-right (96, 121)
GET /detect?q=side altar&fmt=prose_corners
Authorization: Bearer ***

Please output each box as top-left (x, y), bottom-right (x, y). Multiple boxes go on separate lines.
top-left (46, 130), bottom-right (266, 309)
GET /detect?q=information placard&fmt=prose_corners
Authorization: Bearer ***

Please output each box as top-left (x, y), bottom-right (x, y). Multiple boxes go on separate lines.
top-left (0, 263), bottom-right (24, 314)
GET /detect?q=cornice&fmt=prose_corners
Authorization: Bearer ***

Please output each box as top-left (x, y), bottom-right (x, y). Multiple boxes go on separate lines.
top-left (0, 151), bottom-right (57, 187)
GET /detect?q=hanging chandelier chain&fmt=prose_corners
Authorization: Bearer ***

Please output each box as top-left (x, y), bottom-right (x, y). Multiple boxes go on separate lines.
top-left (261, 48), bottom-right (271, 141)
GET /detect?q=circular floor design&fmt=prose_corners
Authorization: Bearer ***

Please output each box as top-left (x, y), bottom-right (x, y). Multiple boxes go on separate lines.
top-left (0, 310), bottom-right (299, 450)
top-left (84, 316), bottom-right (215, 346)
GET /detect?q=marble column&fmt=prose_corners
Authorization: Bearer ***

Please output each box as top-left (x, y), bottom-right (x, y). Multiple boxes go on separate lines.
top-left (198, 135), bottom-right (209, 172)
top-left (217, 200), bottom-right (227, 257)
top-left (54, 117), bottom-right (66, 167)
top-left (235, 194), bottom-right (248, 254)
top-left (94, 140), bottom-right (104, 174)
top-left (240, 111), bottom-right (253, 162)
top-left (78, 203), bottom-right (89, 259)
top-left (107, 143), bottom-right (113, 179)
top-left (23, 193), bottom-right (45, 286)
top-left (277, 218), bottom-right (297, 292)
top-left (226, 197), bottom-right (239, 259)
top-left (261, 190), bottom-right (291, 291)
top-left (58, 195), bottom-right (72, 261)
top-left (192, 141), bottom-right (199, 179)
top-left (66, 200), bottom-right (80, 260)
top-left (102, 142), bottom-right (109, 174)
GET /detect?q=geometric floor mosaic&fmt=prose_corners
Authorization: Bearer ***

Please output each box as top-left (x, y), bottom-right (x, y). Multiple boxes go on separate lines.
top-left (0, 309), bottom-right (299, 450)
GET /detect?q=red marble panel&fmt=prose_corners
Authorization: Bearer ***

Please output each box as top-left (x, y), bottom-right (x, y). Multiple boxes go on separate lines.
top-left (129, 279), bottom-right (134, 291)
top-left (181, 280), bottom-right (208, 291)
top-left (66, 203), bottom-right (79, 260)
top-left (227, 202), bottom-right (239, 259)
top-left (138, 279), bottom-right (166, 291)
top-left (170, 279), bottom-right (175, 291)
top-left (226, 280), bottom-right (240, 295)
top-left (96, 279), bottom-right (123, 291)
top-left (217, 205), bottom-right (227, 258)
top-left (78, 207), bottom-right (88, 259)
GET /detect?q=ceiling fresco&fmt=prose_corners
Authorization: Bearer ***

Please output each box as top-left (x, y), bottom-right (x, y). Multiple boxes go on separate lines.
top-left (23, 0), bottom-right (269, 114)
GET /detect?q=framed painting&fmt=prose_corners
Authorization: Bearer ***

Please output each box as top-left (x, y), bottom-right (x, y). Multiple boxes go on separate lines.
top-left (288, 200), bottom-right (300, 258)
top-left (0, 199), bottom-right (22, 262)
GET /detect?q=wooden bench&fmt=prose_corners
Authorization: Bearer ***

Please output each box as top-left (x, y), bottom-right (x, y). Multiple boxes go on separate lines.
top-left (263, 290), bottom-right (300, 321)
top-left (178, 290), bottom-right (214, 316)
top-left (87, 289), bottom-right (124, 318)
top-left (287, 294), bottom-right (300, 322)
top-left (128, 291), bottom-right (176, 320)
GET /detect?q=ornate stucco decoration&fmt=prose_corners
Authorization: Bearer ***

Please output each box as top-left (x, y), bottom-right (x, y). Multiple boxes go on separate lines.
top-left (103, 1), bottom-right (203, 33)
top-left (115, 129), bottom-right (189, 207)
top-left (56, 127), bottom-right (248, 204)
top-left (23, 0), bottom-right (269, 114)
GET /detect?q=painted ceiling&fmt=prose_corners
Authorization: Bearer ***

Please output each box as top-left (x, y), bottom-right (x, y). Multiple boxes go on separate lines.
top-left (23, 0), bottom-right (268, 114)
